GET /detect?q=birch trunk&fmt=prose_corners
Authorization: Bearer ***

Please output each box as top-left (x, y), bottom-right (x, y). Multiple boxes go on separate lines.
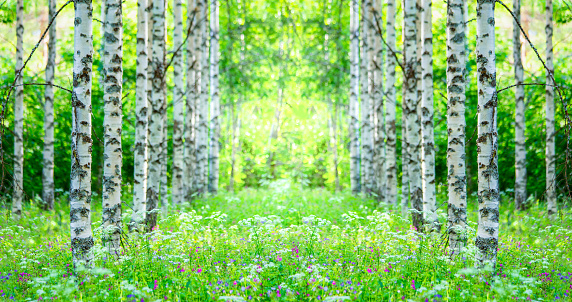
top-left (102, 0), bottom-right (123, 253)
top-left (160, 113), bottom-right (168, 207)
top-left (545, 0), bottom-right (556, 217)
top-left (70, 0), bottom-right (94, 267)
top-left (360, 0), bottom-right (373, 195)
top-left (401, 103), bottom-right (409, 214)
top-left (513, 0), bottom-right (526, 210)
top-left (43, 0), bottom-right (56, 211)
top-left (195, 0), bottom-right (208, 195)
top-left (350, 0), bottom-right (361, 194)
top-left (475, 0), bottom-right (499, 268)
top-left (172, 0), bottom-right (184, 204)
top-left (208, 0), bottom-right (220, 194)
top-left (373, 0), bottom-right (385, 201)
top-left (421, 0), bottom-right (437, 230)
top-left (146, 0), bottom-right (166, 232)
top-left (131, 0), bottom-right (149, 231)
top-left (404, 0), bottom-right (422, 231)
top-left (446, 0), bottom-right (467, 255)
top-left (385, 0), bottom-right (397, 205)
top-left (329, 103), bottom-right (340, 191)
top-left (12, 0), bottom-right (24, 220)
top-left (184, 0), bottom-right (197, 201)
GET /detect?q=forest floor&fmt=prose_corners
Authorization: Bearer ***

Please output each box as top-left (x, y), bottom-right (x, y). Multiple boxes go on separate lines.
top-left (1, 181), bottom-right (571, 301)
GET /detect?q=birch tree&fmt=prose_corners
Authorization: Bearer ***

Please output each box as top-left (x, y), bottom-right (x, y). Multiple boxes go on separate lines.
top-left (361, 0), bottom-right (373, 195)
top-left (172, 0), bottom-right (185, 204)
top-left (545, 0), bottom-right (556, 217)
top-left (208, 0), bottom-right (220, 194)
top-left (43, 0), bottom-right (56, 211)
top-left (385, 0), bottom-right (397, 205)
top-left (195, 0), bottom-right (208, 195)
top-left (421, 0), bottom-right (437, 230)
top-left (102, 0), bottom-right (124, 253)
top-left (70, 0), bottom-right (95, 267)
top-left (146, 0), bottom-right (166, 231)
top-left (12, 0), bottom-right (24, 220)
top-left (349, 0), bottom-right (361, 194)
top-left (184, 0), bottom-right (197, 201)
top-left (404, 0), bottom-right (422, 231)
top-left (131, 0), bottom-right (149, 231)
top-left (446, 0), bottom-right (467, 255)
top-left (513, 0), bottom-right (526, 210)
top-left (373, 0), bottom-right (385, 200)
top-left (475, 0), bottom-right (499, 267)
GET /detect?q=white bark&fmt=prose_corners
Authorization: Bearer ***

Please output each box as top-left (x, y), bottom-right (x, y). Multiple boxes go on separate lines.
top-left (172, 0), bottom-right (185, 204)
top-left (146, 0), bottom-right (166, 231)
top-left (401, 99), bottom-right (409, 214)
top-left (360, 0), bottom-right (373, 195)
top-left (131, 0), bottom-right (149, 231)
top-left (195, 0), bottom-right (208, 195)
top-left (208, 0), bottom-right (220, 194)
top-left (102, 0), bottom-right (124, 254)
top-left (446, 0), bottom-right (467, 255)
top-left (70, 0), bottom-right (94, 268)
top-left (475, 0), bottom-right (499, 268)
top-left (421, 0), bottom-right (437, 230)
top-left (372, 0), bottom-right (385, 201)
top-left (404, 0), bottom-right (422, 230)
top-left (43, 0), bottom-right (56, 211)
top-left (12, 0), bottom-right (24, 220)
top-left (184, 0), bottom-right (197, 201)
top-left (545, 0), bottom-right (556, 217)
top-left (513, 0), bottom-right (526, 210)
top-left (350, 0), bottom-right (361, 194)
top-left (385, 0), bottom-right (397, 205)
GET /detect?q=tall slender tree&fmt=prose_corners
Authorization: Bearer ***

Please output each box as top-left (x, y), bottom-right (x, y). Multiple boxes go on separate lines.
top-left (43, 0), bottom-right (57, 211)
top-left (360, 0), bottom-right (373, 195)
top-left (146, 0), bottom-right (166, 231)
top-left (421, 0), bottom-right (437, 230)
top-left (102, 0), bottom-right (124, 253)
top-left (70, 0), bottom-right (95, 268)
top-left (446, 0), bottom-right (467, 255)
top-left (404, 0), bottom-right (422, 231)
top-left (12, 0), bottom-right (24, 220)
top-left (172, 0), bottom-right (185, 204)
top-left (372, 0), bottom-right (385, 201)
top-left (349, 0), bottom-right (361, 194)
top-left (195, 0), bottom-right (208, 195)
top-left (385, 0), bottom-right (397, 205)
top-left (184, 0), bottom-right (197, 200)
top-left (475, 0), bottom-right (499, 268)
top-left (545, 0), bottom-right (556, 217)
top-left (208, 0), bottom-right (220, 194)
top-left (131, 0), bottom-right (149, 231)
top-left (513, 0), bottom-right (526, 210)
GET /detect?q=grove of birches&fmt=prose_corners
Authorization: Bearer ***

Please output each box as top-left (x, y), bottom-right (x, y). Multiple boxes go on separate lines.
top-left (1, 0), bottom-right (572, 300)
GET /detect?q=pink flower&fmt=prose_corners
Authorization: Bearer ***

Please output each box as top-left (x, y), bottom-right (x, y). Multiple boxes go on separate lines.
top-left (153, 280), bottom-right (158, 290)
top-left (233, 281), bottom-right (237, 286)
top-left (367, 268), bottom-right (372, 274)
top-left (332, 281), bottom-right (336, 286)
top-left (197, 268), bottom-right (202, 273)
top-left (277, 255), bottom-right (282, 262)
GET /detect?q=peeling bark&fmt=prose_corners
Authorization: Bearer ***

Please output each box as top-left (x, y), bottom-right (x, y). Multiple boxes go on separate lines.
top-left (70, 0), bottom-right (95, 268)
top-left (475, 0), bottom-right (499, 268)
top-left (513, 0), bottom-right (527, 210)
top-left (102, 0), bottom-right (124, 254)
top-left (446, 0), bottom-right (467, 255)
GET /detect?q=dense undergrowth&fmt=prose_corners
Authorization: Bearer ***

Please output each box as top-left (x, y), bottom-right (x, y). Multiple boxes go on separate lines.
top-left (1, 180), bottom-right (571, 301)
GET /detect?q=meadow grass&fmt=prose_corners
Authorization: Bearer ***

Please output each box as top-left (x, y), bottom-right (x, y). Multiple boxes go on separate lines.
top-left (0, 181), bottom-right (571, 301)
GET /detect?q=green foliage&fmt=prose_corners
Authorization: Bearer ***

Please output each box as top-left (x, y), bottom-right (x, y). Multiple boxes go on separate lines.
top-left (1, 185), bottom-right (571, 301)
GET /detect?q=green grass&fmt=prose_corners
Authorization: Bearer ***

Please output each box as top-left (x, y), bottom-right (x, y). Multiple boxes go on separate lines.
top-left (1, 181), bottom-right (571, 301)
